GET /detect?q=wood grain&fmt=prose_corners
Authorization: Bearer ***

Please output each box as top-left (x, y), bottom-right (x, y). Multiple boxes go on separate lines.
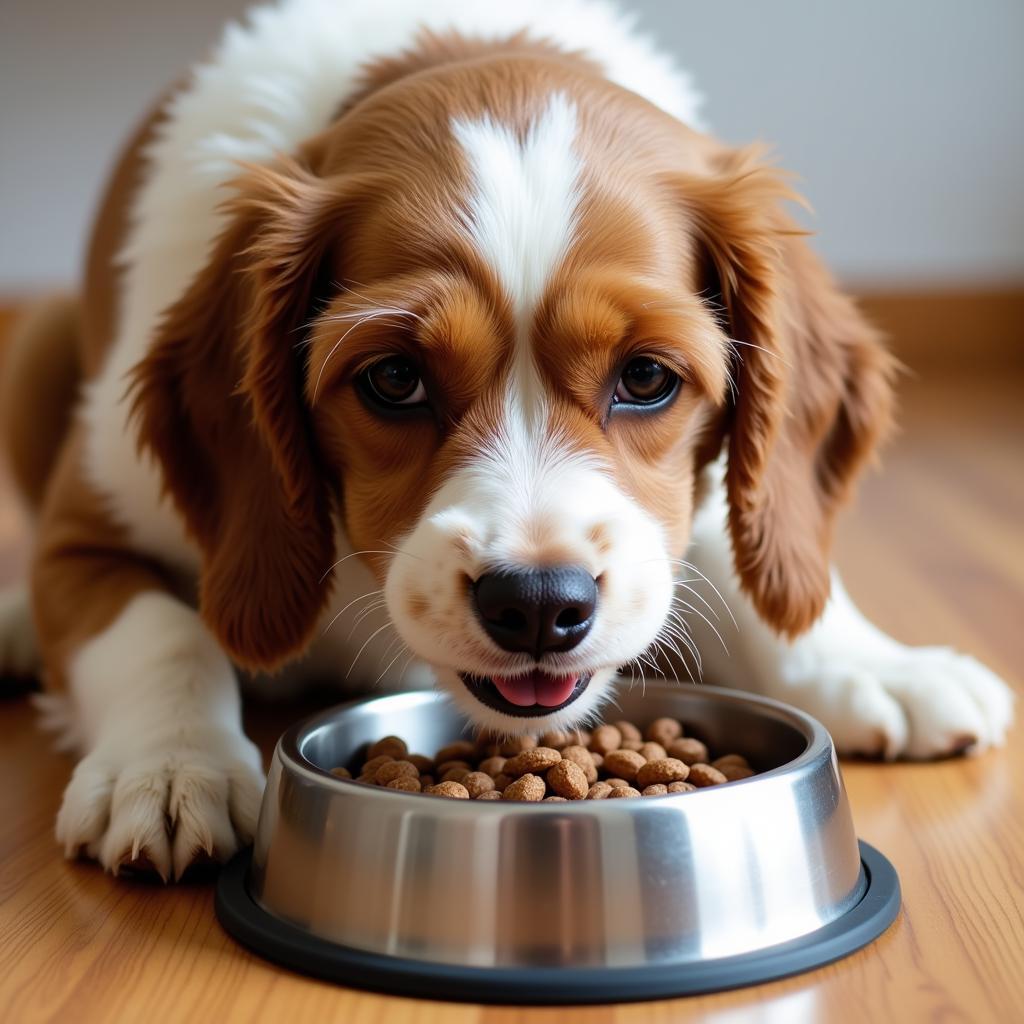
top-left (1, 330), bottom-right (1022, 1021)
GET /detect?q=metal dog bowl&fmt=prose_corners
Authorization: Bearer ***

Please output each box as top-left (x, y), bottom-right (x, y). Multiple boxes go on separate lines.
top-left (217, 684), bottom-right (899, 1002)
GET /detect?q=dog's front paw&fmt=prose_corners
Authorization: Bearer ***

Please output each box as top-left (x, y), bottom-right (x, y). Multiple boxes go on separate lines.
top-left (55, 727), bottom-right (265, 881)
top-left (802, 647), bottom-right (1014, 760)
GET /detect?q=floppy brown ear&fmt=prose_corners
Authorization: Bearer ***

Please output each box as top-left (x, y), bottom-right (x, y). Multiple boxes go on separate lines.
top-left (131, 158), bottom-right (355, 670)
top-left (678, 147), bottom-right (898, 636)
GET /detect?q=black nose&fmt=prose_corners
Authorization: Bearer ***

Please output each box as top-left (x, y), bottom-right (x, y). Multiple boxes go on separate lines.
top-left (472, 566), bottom-right (597, 658)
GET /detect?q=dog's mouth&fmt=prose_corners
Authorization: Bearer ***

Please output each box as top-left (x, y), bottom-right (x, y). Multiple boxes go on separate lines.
top-left (459, 671), bottom-right (592, 718)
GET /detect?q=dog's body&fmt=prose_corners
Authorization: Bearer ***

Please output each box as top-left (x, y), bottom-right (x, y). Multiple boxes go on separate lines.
top-left (0, 0), bottom-right (1012, 880)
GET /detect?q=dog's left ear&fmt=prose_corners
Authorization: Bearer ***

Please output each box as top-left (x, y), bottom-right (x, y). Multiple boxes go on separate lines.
top-left (130, 158), bottom-right (370, 669)
top-left (674, 146), bottom-right (898, 636)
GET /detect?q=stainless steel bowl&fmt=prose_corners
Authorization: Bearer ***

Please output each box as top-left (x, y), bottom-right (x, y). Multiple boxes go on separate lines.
top-left (218, 683), bottom-right (899, 1001)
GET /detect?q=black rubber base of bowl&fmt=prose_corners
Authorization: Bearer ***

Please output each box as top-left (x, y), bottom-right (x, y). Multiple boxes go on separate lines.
top-left (216, 840), bottom-right (899, 1004)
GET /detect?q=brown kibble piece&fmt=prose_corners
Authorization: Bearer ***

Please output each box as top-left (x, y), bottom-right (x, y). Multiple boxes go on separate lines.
top-left (418, 773), bottom-right (435, 788)
top-left (667, 781), bottom-right (697, 793)
top-left (603, 749), bottom-right (646, 781)
top-left (434, 740), bottom-right (475, 765)
top-left (713, 754), bottom-right (750, 769)
top-left (590, 751), bottom-right (604, 769)
top-left (560, 745), bottom-right (597, 783)
top-left (539, 729), bottom-right (573, 748)
top-left (586, 782), bottom-right (613, 800)
top-left (478, 756), bottom-right (507, 778)
top-left (500, 735), bottom-right (538, 756)
top-left (642, 784), bottom-right (668, 796)
top-left (386, 776), bottom-right (422, 792)
top-left (441, 766), bottom-right (471, 784)
top-left (367, 735), bottom-right (407, 760)
top-left (492, 773), bottom-right (512, 792)
top-left (547, 759), bottom-right (589, 800)
top-left (406, 754), bottom-right (434, 773)
top-left (612, 720), bottom-right (642, 742)
top-left (374, 760), bottom-right (419, 785)
top-left (425, 781), bottom-right (470, 799)
top-left (621, 738), bottom-right (643, 751)
top-left (503, 774), bottom-right (546, 801)
top-left (462, 771), bottom-right (496, 798)
top-left (719, 764), bottom-right (756, 781)
top-left (476, 790), bottom-right (503, 801)
top-left (355, 774), bottom-right (374, 785)
top-left (606, 777), bottom-right (629, 789)
top-left (667, 737), bottom-right (709, 765)
top-left (505, 747), bottom-right (562, 777)
top-left (636, 758), bottom-right (690, 788)
top-left (590, 724), bottom-right (622, 755)
top-left (688, 763), bottom-right (728, 787)
top-left (638, 742), bottom-right (667, 762)
top-left (645, 717), bottom-right (683, 746)
top-left (435, 759), bottom-right (472, 777)
top-left (608, 786), bottom-right (641, 799)
top-left (329, 766), bottom-right (351, 779)
top-left (543, 796), bottom-right (568, 802)
top-left (360, 754), bottom-right (395, 779)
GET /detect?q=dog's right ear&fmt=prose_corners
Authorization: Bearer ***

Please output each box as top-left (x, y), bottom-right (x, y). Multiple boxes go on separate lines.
top-left (130, 159), bottom-right (372, 670)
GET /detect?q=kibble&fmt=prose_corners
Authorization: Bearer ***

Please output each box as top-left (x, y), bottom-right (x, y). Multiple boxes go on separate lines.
top-left (504, 747), bottom-right (562, 777)
top-left (374, 760), bottom-right (419, 785)
top-left (688, 763), bottom-right (728, 787)
top-left (367, 735), bottom-right (407, 760)
top-left (503, 774), bottom-right (546, 802)
top-left (590, 724), bottom-right (623, 755)
top-left (603, 749), bottom-right (646, 782)
top-left (646, 717), bottom-right (683, 747)
top-left (635, 757), bottom-right (689, 789)
top-left (547, 758), bottom-right (589, 800)
top-left (667, 737), bottom-right (710, 765)
top-left (334, 715), bottom-right (758, 801)
top-left (425, 781), bottom-right (469, 799)
top-left (462, 771), bottom-right (496, 798)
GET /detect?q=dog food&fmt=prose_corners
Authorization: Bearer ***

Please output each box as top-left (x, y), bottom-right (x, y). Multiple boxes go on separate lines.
top-left (332, 716), bottom-right (758, 801)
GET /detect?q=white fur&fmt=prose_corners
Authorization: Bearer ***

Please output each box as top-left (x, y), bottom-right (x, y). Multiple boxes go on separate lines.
top-left (0, 583), bottom-right (39, 678)
top-left (51, 593), bottom-right (264, 879)
top-left (452, 93), bottom-right (582, 326)
top-left (385, 443), bottom-right (674, 735)
top-left (683, 463), bottom-right (1015, 759)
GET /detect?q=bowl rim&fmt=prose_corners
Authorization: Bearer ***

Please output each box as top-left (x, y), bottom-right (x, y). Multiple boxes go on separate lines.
top-left (272, 682), bottom-right (835, 813)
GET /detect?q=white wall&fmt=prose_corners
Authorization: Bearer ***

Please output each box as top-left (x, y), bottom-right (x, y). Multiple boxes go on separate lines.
top-left (2, 0), bottom-right (1022, 292)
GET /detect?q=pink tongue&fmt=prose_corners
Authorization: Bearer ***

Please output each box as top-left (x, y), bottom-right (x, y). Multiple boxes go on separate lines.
top-left (491, 671), bottom-right (579, 708)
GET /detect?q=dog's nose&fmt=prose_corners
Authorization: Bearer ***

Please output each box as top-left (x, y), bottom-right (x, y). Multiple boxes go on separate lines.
top-left (473, 566), bottom-right (597, 657)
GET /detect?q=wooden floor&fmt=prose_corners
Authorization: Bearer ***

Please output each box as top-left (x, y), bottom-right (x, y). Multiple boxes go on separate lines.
top-left (1, 348), bottom-right (1022, 1021)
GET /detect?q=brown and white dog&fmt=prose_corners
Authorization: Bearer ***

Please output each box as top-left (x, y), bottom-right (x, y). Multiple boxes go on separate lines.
top-left (0, 0), bottom-right (1012, 880)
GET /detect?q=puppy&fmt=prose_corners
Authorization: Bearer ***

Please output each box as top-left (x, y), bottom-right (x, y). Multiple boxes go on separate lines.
top-left (0, 0), bottom-right (1012, 880)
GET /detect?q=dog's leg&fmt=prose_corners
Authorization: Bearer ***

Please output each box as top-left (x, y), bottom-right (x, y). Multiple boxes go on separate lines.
top-left (680, 467), bottom-right (1014, 759)
top-left (32, 444), bottom-right (264, 881)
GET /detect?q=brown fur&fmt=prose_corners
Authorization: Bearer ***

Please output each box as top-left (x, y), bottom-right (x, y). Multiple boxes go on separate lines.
top-left (0, 296), bottom-right (82, 510)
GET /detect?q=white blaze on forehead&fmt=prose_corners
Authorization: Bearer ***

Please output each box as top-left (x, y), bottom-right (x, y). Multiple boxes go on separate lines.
top-left (452, 92), bottom-right (582, 434)
top-left (452, 92), bottom-right (582, 313)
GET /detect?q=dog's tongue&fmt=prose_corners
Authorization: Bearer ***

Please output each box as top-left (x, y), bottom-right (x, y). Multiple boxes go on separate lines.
top-left (491, 671), bottom-right (579, 708)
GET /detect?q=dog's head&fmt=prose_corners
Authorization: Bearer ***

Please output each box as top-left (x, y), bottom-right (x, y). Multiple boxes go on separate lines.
top-left (134, 56), bottom-right (894, 732)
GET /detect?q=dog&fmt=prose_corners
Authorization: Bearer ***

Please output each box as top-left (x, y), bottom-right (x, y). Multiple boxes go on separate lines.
top-left (0, 0), bottom-right (1013, 881)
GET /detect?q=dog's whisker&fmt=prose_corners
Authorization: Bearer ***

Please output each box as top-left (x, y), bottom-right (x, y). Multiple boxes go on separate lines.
top-left (346, 598), bottom-right (389, 641)
top-left (345, 620), bottom-right (395, 681)
top-left (665, 559), bottom-right (738, 629)
top-left (320, 548), bottom-right (419, 583)
top-left (320, 588), bottom-right (384, 637)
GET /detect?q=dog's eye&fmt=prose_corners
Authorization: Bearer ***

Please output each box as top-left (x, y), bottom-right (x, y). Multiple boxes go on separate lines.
top-left (360, 356), bottom-right (427, 407)
top-left (613, 357), bottom-right (678, 406)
